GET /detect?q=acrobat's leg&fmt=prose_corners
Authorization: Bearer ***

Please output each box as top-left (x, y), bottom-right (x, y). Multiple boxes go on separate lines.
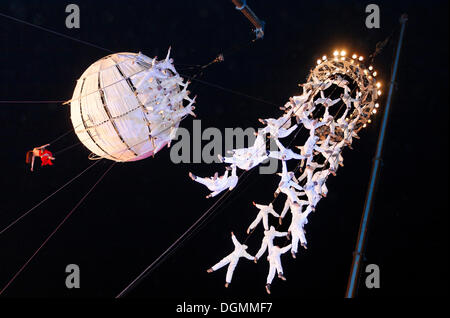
top-left (262, 215), bottom-right (269, 230)
top-left (223, 157), bottom-right (235, 164)
top-left (278, 125), bottom-right (298, 139)
top-left (30, 155), bottom-right (35, 172)
top-left (248, 214), bottom-right (263, 233)
top-left (255, 240), bottom-right (268, 260)
top-left (291, 235), bottom-right (299, 254)
top-left (268, 151), bottom-right (282, 160)
top-left (266, 263), bottom-right (276, 285)
top-left (280, 199), bottom-right (290, 219)
top-left (322, 184), bottom-right (328, 196)
top-left (195, 177), bottom-right (214, 188)
top-left (212, 256), bottom-right (231, 272)
top-left (225, 261), bottom-right (238, 284)
top-left (275, 262), bottom-right (284, 278)
top-left (208, 190), bottom-right (224, 198)
top-left (291, 153), bottom-right (306, 160)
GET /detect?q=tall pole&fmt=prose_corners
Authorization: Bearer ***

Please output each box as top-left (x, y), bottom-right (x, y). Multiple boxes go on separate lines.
top-left (345, 14), bottom-right (408, 298)
top-left (231, 0), bottom-right (265, 39)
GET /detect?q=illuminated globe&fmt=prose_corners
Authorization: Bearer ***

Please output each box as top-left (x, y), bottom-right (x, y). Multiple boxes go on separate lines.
top-left (69, 50), bottom-right (192, 162)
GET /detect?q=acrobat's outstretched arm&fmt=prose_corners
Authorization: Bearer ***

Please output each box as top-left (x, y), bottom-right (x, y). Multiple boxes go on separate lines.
top-left (36, 144), bottom-right (50, 150)
top-left (269, 208), bottom-right (280, 218)
top-left (275, 138), bottom-right (286, 153)
top-left (290, 182), bottom-right (303, 191)
top-left (30, 155), bottom-right (35, 172)
top-left (303, 206), bottom-right (314, 219)
top-left (280, 244), bottom-right (292, 254)
top-left (274, 230), bottom-right (288, 238)
top-left (231, 232), bottom-right (240, 247)
top-left (242, 251), bottom-right (254, 261)
top-left (254, 203), bottom-right (267, 210)
top-left (281, 160), bottom-right (288, 178)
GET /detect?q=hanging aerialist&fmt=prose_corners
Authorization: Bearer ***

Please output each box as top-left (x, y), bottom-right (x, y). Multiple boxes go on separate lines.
top-left (265, 244), bottom-right (292, 294)
top-left (254, 226), bottom-right (289, 262)
top-left (289, 204), bottom-right (314, 258)
top-left (26, 144), bottom-right (55, 171)
top-left (189, 164), bottom-right (238, 198)
top-left (246, 201), bottom-right (280, 233)
top-left (206, 232), bottom-right (254, 288)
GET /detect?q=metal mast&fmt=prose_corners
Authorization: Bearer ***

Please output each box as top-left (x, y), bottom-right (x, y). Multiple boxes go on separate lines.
top-left (345, 13), bottom-right (408, 298)
top-left (231, 0), bottom-right (265, 39)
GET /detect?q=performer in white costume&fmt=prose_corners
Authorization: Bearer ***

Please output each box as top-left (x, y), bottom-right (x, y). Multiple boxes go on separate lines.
top-left (289, 205), bottom-right (314, 258)
top-left (254, 226), bottom-right (289, 261)
top-left (265, 244), bottom-right (292, 294)
top-left (279, 197), bottom-right (309, 224)
top-left (247, 202), bottom-right (280, 233)
top-left (259, 111), bottom-right (298, 139)
top-left (189, 165), bottom-right (238, 198)
top-left (269, 139), bottom-right (308, 161)
top-left (207, 232), bottom-right (254, 288)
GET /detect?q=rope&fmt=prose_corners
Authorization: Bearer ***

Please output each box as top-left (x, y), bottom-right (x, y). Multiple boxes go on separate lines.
top-left (48, 126), bottom-right (80, 146)
top-left (116, 188), bottom-right (233, 298)
top-left (53, 141), bottom-right (83, 156)
top-left (0, 12), bottom-right (113, 54)
top-left (0, 161), bottom-right (116, 296)
top-left (0, 100), bottom-right (66, 104)
top-left (0, 135), bottom-right (148, 295)
top-left (116, 163), bottom-right (258, 298)
top-left (0, 159), bottom-right (103, 236)
top-left (3, 135), bottom-right (158, 239)
top-left (180, 73), bottom-right (278, 107)
top-left (368, 25), bottom-right (399, 64)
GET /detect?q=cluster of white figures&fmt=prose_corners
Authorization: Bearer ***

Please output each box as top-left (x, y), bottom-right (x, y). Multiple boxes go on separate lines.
top-left (190, 52), bottom-right (381, 294)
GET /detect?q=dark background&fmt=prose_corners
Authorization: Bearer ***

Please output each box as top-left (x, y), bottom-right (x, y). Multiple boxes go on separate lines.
top-left (0, 0), bottom-right (448, 302)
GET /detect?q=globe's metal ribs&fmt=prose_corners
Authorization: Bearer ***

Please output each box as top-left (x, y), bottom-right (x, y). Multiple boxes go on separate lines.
top-left (115, 63), bottom-right (153, 145)
top-left (70, 51), bottom-right (194, 162)
top-left (78, 77), bottom-right (119, 160)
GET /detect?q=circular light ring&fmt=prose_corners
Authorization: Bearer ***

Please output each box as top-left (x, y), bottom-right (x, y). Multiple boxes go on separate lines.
top-left (306, 55), bottom-right (380, 130)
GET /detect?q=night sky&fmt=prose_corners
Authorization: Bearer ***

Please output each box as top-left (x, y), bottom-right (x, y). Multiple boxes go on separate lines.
top-left (0, 0), bottom-right (448, 304)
